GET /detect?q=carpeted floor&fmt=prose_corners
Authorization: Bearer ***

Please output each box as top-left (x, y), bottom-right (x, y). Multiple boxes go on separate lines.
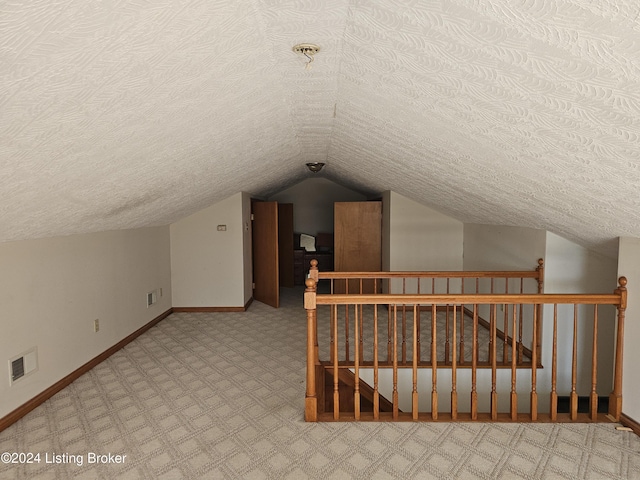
top-left (1, 287), bottom-right (639, 479)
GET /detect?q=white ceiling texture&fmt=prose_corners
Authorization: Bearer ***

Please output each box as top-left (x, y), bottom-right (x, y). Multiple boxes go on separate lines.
top-left (2, 1), bottom-right (640, 257)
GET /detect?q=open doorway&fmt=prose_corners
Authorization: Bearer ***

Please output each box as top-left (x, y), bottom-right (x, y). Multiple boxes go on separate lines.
top-left (251, 200), bottom-right (294, 308)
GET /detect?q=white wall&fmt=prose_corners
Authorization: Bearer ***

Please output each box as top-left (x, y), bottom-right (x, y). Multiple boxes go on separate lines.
top-left (544, 233), bottom-right (618, 396)
top-left (385, 192), bottom-right (464, 271)
top-left (463, 224), bottom-right (546, 346)
top-left (267, 178), bottom-right (366, 235)
top-left (618, 237), bottom-right (640, 422)
top-left (383, 191), bottom-right (463, 293)
top-left (0, 227), bottom-right (171, 418)
top-left (170, 192), bottom-right (248, 308)
top-left (463, 224), bottom-right (547, 271)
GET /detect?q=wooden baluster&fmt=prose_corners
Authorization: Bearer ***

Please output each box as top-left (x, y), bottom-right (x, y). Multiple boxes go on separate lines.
top-left (460, 279), bottom-right (465, 365)
top-left (333, 304), bottom-right (340, 420)
top-left (531, 304), bottom-right (538, 421)
top-left (345, 281), bottom-right (350, 363)
top-left (373, 304), bottom-right (380, 419)
top-left (354, 304), bottom-right (361, 420)
top-left (430, 278), bottom-right (434, 366)
top-left (536, 260), bottom-right (544, 362)
top-left (571, 304), bottom-right (578, 420)
top-left (445, 279), bottom-right (450, 364)
top-left (609, 277), bottom-right (627, 421)
top-left (550, 304), bottom-right (558, 421)
top-left (359, 278), bottom-right (363, 294)
top-left (387, 304), bottom-right (392, 363)
top-left (417, 279), bottom-right (422, 363)
top-left (451, 305), bottom-right (458, 420)
top-left (510, 304), bottom-right (518, 420)
top-left (491, 304), bottom-right (498, 420)
top-left (412, 305), bottom-right (419, 420)
top-left (471, 304), bottom-right (478, 420)
top-left (590, 305), bottom-right (598, 421)
top-left (402, 278), bottom-right (407, 364)
top-left (518, 279), bottom-right (524, 363)
top-left (304, 278), bottom-right (318, 421)
top-left (475, 302), bottom-right (480, 366)
top-left (488, 281), bottom-right (494, 364)
top-left (431, 303), bottom-right (438, 420)
top-left (330, 302), bottom-right (336, 368)
top-left (359, 304), bottom-right (364, 364)
top-left (393, 304), bottom-right (399, 420)
top-left (503, 280), bottom-right (509, 364)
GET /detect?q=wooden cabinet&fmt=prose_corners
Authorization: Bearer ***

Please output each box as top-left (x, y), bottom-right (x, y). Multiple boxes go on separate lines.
top-left (294, 249), bottom-right (333, 285)
top-left (294, 249), bottom-right (306, 285)
top-left (334, 201), bottom-right (382, 293)
top-left (308, 251), bottom-right (333, 274)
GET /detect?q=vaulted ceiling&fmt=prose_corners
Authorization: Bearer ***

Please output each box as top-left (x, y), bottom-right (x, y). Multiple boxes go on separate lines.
top-left (2, 1), bottom-right (640, 257)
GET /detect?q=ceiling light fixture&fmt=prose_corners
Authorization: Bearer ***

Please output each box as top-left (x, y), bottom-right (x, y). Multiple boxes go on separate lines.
top-left (293, 43), bottom-right (320, 70)
top-left (306, 162), bottom-right (325, 173)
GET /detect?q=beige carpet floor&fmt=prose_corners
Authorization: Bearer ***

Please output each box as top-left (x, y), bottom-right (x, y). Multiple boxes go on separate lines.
top-left (1, 287), bottom-right (639, 479)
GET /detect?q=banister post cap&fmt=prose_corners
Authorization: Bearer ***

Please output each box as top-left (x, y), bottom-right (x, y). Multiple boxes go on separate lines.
top-left (310, 259), bottom-right (318, 268)
top-left (619, 276), bottom-right (627, 288)
top-left (305, 277), bottom-right (316, 289)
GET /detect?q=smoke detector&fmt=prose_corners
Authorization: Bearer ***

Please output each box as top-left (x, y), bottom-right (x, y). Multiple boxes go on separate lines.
top-left (293, 43), bottom-right (320, 69)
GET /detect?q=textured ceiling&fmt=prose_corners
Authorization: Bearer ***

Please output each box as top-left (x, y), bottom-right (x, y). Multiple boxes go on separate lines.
top-left (2, 1), bottom-right (640, 257)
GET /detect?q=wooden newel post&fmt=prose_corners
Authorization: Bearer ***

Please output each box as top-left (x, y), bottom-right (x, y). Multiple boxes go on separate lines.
top-left (609, 276), bottom-right (627, 421)
top-left (309, 259), bottom-right (319, 362)
top-left (304, 277), bottom-right (318, 422)
top-left (536, 258), bottom-right (545, 292)
top-left (309, 259), bottom-right (319, 283)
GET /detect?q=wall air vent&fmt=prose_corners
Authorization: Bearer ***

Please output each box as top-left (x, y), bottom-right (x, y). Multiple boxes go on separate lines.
top-left (9, 347), bottom-right (38, 385)
top-left (147, 290), bottom-right (158, 307)
top-left (11, 357), bottom-right (24, 382)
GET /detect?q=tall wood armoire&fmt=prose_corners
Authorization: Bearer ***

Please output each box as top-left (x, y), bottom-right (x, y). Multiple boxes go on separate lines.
top-left (334, 201), bottom-right (382, 293)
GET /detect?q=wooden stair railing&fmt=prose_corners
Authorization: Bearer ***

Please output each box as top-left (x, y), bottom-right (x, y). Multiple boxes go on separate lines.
top-left (304, 267), bottom-right (627, 423)
top-left (319, 365), bottom-right (396, 416)
top-left (312, 259), bottom-right (544, 366)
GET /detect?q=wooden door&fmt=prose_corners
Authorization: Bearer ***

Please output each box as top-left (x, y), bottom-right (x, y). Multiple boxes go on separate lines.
top-left (252, 201), bottom-right (279, 308)
top-left (278, 203), bottom-right (294, 288)
top-left (334, 201), bottom-right (382, 293)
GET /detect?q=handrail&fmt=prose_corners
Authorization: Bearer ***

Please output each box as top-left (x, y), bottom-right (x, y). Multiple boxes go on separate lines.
top-left (316, 270), bottom-right (541, 279)
top-left (304, 268), bottom-right (627, 424)
top-left (314, 293), bottom-right (621, 305)
top-left (310, 258), bottom-right (545, 282)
